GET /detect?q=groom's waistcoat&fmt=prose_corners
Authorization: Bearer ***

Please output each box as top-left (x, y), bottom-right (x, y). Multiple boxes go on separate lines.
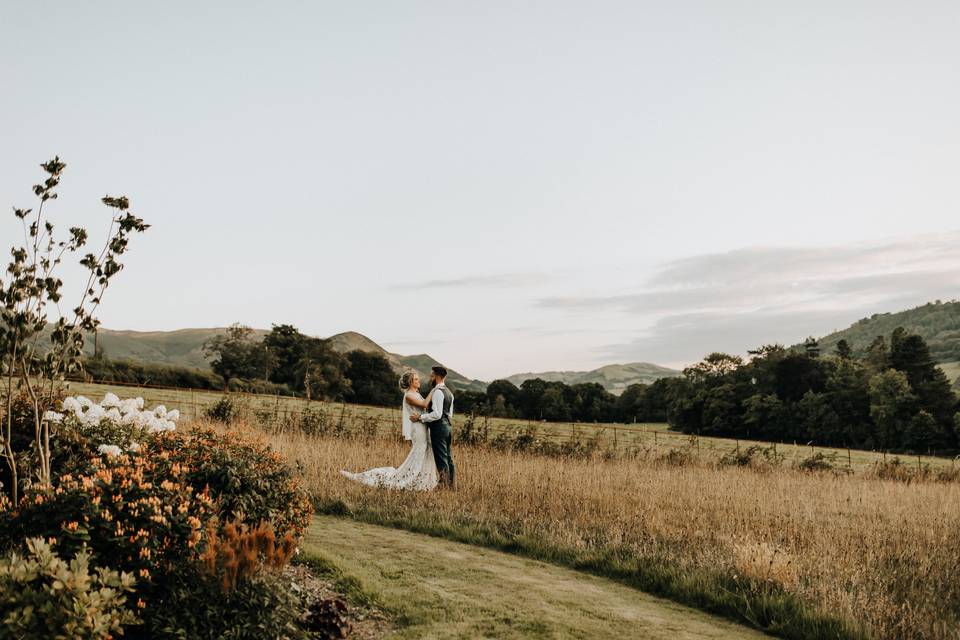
top-left (436, 387), bottom-right (454, 424)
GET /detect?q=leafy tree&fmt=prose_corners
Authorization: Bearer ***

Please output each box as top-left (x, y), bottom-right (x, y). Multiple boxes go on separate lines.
top-left (701, 383), bottom-right (743, 436)
top-left (539, 387), bottom-right (571, 422)
top-left (866, 335), bottom-right (889, 372)
top-left (742, 393), bottom-right (785, 440)
top-left (824, 358), bottom-right (872, 446)
top-left (203, 324), bottom-right (274, 390)
top-left (835, 339), bottom-right (852, 360)
top-left (683, 353), bottom-right (743, 385)
top-left (617, 384), bottom-right (648, 423)
top-left (794, 391), bottom-right (842, 444)
top-left (485, 380), bottom-right (521, 414)
top-left (1, 158), bottom-right (148, 501)
top-left (294, 338), bottom-right (350, 401)
top-left (905, 410), bottom-right (947, 452)
top-left (344, 350), bottom-right (396, 406)
top-left (774, 354), bottom-right (826, 402)
top-left (517, 378), bottom-right (548, 419)
top-left (868, 369), bottom-right (915, 449)
top-left (262, 324), bottom-right (308, 389)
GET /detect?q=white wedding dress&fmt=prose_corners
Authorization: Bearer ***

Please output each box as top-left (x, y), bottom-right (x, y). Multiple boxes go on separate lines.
top-left (340, 392), bottom-right (439, 491)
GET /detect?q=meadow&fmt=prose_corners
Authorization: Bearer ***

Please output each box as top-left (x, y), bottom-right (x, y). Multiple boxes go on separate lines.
top-left (191, 412), bottom-right (960, 640)
top-left (69, 379), bottom-right (958, 473)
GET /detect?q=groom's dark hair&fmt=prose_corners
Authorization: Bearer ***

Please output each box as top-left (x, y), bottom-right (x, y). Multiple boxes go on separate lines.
top-left (431, 365), bottom-right (448, 378)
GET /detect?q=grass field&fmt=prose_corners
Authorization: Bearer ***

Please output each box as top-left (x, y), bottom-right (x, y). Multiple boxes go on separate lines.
top-left (941, 361), bottom-right (960, 387)
top-left (68, 379), bottom-right (958, 472)
top-left (303, 516), bottom-right (768, 639)
top-left (226, 417), bottom-right (960, 640)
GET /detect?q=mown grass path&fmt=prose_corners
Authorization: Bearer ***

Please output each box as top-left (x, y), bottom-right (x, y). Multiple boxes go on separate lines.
top-left (304, 516), bottom-right (769, 639)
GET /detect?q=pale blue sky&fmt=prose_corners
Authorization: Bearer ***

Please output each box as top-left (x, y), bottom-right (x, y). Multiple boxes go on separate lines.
top-left (2, 1), bottom-right (959, 380)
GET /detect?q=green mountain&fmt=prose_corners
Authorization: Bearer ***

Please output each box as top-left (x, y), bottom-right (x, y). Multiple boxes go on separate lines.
top-left (80, 327), bottom-right (677, 394)
top-left (812, 300), bottom-right (960, 362)
top-left (505, 362), bottom-right (682, 395)
top-left (81, 327), bottom-right (486, 392)
top-left (326, 332), bottom-right (487, 392)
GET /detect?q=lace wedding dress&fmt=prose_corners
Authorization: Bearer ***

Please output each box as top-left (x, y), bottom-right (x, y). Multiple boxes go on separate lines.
top-left (340, 392), bottom-right (439, 491)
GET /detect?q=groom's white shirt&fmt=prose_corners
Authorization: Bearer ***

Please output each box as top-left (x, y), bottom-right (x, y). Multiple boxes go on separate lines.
top-left (420, 383), bottom-right (453, 423)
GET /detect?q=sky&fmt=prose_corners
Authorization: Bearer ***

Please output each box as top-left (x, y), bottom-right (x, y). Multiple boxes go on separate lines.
top-left (2, 1), bottom-right (959, 381)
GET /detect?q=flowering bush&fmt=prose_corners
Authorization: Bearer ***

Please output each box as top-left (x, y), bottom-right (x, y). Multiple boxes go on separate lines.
top-left (49, 393), bottom-right (179, 477)
top-left (0, 538), bottom-right (139, 640)
top-left (0, 393), bottom-right (315, 639)
top-left (144, 521), bottom-right (305, 639)
top-left (0, 453), bottom-right (215, 586)
top-left (144, 428), bottom-right (313, 537)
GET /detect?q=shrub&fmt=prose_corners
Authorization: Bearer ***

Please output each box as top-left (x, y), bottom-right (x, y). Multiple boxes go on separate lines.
top-left (146, 566), bottom-right (305, 640)
top-left (144, 428), bottom-right (313, 537)
top-left (1, 453), bottom-right (215, 583)
top-left (0, 538), bottom-right (139, 640)
top-left (206, 396), bottom-right (241, 423)
top-left (719, 445), bottom-right (784, 471)
top-left (872, 457), bottom-right (930, 482)
top-left (145, 522), bottom-right (303, 640)
top-left (49, 393), bottom-right (179, 477)
top-left (797, 452), bottom-right (850, 475)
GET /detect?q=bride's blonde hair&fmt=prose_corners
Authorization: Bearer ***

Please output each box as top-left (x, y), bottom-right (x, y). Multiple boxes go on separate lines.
top-left (398, 369), bottom-right (418, 392)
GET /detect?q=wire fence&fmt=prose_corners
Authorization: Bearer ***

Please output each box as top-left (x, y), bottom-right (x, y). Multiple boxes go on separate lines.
top-left (59, 377), bottom-right (960, 473)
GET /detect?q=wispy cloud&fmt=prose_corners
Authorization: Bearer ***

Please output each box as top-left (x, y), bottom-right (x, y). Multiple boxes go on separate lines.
top-left (539, 232), bottom-right (960, 365)
top-left (397, 273), bottom-right (552, 290)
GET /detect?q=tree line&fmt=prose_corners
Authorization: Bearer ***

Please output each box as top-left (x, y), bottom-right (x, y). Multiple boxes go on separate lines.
top-left (665, 329), bottom-right (958, 452)
top-left (81, 321), bottom-right (960, 453)
top-left (458, 328), bottom-right (959, 454)
top-left (202, 323), bottom-right (398, 406)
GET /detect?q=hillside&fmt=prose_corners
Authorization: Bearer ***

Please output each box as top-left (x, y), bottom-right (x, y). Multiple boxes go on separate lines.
top-left (80, 327), bottom-right (246, 370)
top-left (80, 327), bottom-right (486, 392)
top-left (814, 300), bottom-right (960, 361)
top-left (80, 327), bottom-right (674, 394)
top-left (506, 362), bottom-right (681, 395)
top-left (326, 332), bottom-right (487, 392)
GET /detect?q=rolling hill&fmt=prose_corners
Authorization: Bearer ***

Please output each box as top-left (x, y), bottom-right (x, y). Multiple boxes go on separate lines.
top-left (810, 300), bottom-right (960, 387)
top-left (80, 327), bottom-right (487, 392)
top-left (326, 331), bottom-right (487, 392)
top-left (506, 362), bottom-right (682, 395)
top-left (79, 326), bottom-right (677, 394)
top-left (813, 300), bottom-right (960, 361)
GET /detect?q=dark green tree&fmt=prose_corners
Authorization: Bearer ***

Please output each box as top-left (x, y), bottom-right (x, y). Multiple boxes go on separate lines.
top-left (868, 369), bottom-right (915, 449)
top-left (866, 335), bottom-right (889, 372)
top-left (485, 380), bottom-right (521, 415)
top-left (203, 324), bottom-right (274, 390)
top-left (905, 410), bottom-right (947, 452)
top-left (263, 324), bottom-right (309, 389)
top-left (835, 339), bottom-right (853, 360)
top-left (344, 350), bottom-right (397, 406)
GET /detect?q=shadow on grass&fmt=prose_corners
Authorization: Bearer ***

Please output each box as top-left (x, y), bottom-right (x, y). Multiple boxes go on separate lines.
top-left (315, 499), bottom-right (866, 640)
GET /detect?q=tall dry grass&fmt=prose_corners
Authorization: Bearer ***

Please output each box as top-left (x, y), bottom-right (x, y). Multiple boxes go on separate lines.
top-left (214, 419), bottom-right (960, 640)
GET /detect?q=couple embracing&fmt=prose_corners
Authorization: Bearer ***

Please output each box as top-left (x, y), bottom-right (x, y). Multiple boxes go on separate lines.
top-left (340, 366), bottom-right (455, 491)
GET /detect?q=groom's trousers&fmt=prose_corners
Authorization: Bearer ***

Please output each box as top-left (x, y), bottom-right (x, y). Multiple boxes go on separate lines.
top-left (430, 419), bottom-right (455, 487)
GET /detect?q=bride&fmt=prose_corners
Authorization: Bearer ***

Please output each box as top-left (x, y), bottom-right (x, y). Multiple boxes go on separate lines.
top-left (340, 370), bottom-right (439, 491)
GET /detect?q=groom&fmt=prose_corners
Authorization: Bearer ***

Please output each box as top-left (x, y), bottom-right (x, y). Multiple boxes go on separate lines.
top-left (411, 366), bottom-right (455, 488)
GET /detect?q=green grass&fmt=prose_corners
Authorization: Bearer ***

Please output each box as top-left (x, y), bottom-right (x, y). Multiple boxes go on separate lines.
top-left (304, 515), bottom-right (779, 640)
top-left (67, 379), bottom-right (956, 472)
top-left (313, 503), bottom-right (864, 640)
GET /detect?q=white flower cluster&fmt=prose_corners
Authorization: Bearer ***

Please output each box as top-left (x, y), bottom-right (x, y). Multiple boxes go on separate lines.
top-left (43, 393), bottom-right (181, 457)
top-left (46, 393), bottom-right (180, 434)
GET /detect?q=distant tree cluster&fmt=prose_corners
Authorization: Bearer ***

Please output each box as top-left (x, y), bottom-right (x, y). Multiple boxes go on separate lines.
top-left (668, 329), bottom-right (959, 452)
top-left (455, 377), bottom-right (674, 424)
top-left (202, 323), bottom-right (397, 405)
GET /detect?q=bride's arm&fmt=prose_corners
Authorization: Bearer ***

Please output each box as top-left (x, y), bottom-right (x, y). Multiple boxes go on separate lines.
top-left (405, 390), bottom-right (431, 409)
